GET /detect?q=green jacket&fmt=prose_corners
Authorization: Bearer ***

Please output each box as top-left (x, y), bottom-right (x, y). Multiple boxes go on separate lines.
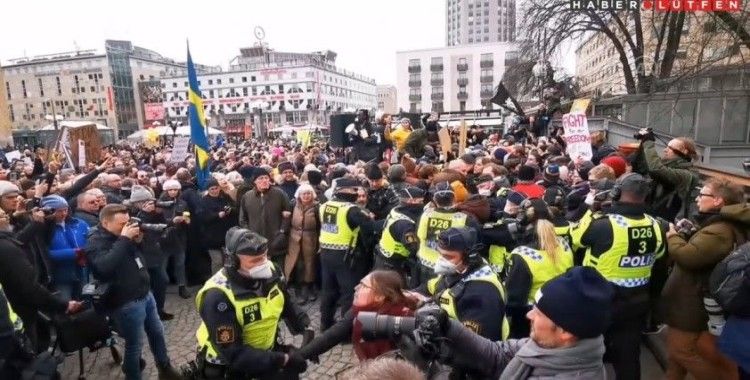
top-left (662, 203), bottom-right (750, 331)
top-left (635, 140), bottom-right (699, 220)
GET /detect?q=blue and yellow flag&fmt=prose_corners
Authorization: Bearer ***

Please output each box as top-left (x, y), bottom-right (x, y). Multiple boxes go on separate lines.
top-left (187, 45), bottom-right (210, 189)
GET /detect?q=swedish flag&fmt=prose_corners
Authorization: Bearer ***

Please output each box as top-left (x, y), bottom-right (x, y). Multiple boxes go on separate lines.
top-left (187, 45), bottom-right (210, 189)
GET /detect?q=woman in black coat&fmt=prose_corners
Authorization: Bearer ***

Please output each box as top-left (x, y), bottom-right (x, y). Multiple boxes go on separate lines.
top-left (198, 179), bottom-right (236, 274)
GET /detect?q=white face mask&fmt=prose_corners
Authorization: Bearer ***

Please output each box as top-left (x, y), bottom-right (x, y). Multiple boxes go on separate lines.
top-left (434, 257), bottom-right (458, 275)
top-left (239, 261), bottom-right (273, 279)
top-left (478, 189), bottom-right (492, 197)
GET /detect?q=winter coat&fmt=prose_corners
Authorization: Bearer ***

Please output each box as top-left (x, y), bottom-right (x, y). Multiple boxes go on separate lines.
top-left (446, 320), bottom-right (607, 379)
top-left (198, 192), bottom-right (236, 249)
top-left (157, 192), bottom-right (189, 250)
top-left (278, 180), bottom-right (299, 202)
top-left (285, 201), bottom-right (319, 279)
top-left (73, 209), bottom-right (99, 227)
top-left (47, 217), bottom-right (89, 285)
top-left (132, 208), bottom-right (169, 268)
top-left (238, 187), bottom-right (291, 256)
top-left (635, 140), bottom-right (699, 220)
top-left (662, 203), bottom-right (750, 332)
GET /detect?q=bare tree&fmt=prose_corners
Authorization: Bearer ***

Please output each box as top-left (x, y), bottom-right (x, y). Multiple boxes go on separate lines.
top-left (520, 0), bottom-right (750, 95)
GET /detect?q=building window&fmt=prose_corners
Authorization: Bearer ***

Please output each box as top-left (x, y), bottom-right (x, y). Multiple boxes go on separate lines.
top-left (410, 102), bottom-right (417, 112)
top-left (242, 77), bottom-right (247, 83)
top-left (217, 79), bottom-right (222, 85)
top-left (229, 78), bottom-right (234, 84)
top-left (21, 80), bottom-right (27, 98)
top-left (5, 82), bottom-right (10, 100)
top-left (172, 82), bottom-right (177, 88)
top-left (38, 78), bottom-right (44, 97)
top-left (208, 79), bottom-right (213, 85)
top-left (460, 101), bottom-right (466, 111)
top-left (8, 105), bottom-right (13, 122)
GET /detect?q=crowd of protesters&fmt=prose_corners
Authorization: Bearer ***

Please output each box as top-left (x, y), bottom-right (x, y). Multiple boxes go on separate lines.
top-left (0, 109), bottom-right (748, 380)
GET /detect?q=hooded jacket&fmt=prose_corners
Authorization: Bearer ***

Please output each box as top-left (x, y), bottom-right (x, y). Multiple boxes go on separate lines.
top-left (663, 203), bottom-right (750, 332)
top-left (636, 140), bottom-right (699, 221)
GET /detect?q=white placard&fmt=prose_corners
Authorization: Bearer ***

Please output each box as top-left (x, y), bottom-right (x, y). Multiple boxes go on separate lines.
top-left (78, 140), bottom-right (86, 167)
top-left (5, 150), bottom-right (21, 162)
top-left (561, 112), bottom-right (593, 161)
top-left (170, 136), bottom-right (191, 163)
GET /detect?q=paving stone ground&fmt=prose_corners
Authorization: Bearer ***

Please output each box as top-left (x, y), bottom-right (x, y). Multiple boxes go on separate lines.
top-left (60, 285), bottom-right (357, 379)
top-left (60, 285), bottom-right (664, 380)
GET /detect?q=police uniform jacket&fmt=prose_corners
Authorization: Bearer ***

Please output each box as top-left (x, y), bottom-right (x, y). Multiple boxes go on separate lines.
top-left (197, 267), bottom-right (309, 376)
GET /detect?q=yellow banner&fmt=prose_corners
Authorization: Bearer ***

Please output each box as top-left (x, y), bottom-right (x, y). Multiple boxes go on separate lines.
top-left (570, 98), bottom-right (591, 114)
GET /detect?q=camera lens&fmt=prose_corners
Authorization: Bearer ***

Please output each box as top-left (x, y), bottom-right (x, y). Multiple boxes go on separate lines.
top-left (357, 312), bottom-right (416, 341)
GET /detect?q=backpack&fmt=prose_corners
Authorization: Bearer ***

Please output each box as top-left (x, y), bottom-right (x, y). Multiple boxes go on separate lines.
top-left (709, 241), bottom-right (750, 318)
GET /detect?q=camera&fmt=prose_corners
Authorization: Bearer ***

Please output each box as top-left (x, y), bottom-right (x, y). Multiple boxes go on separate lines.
top-left (633, 127), bottom-right (654, 140)
top-left (154, 200), bottom-right (175, 208)
top-left (128, 217), bottom-right (167, 232)
top-left (357, 313), bottom-right (416, 341)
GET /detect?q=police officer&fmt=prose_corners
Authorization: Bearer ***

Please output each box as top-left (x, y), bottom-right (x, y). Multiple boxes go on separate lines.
top-left (504, 198), bottom-right (574, 338)
top-left (416, 227), bottom-right (509, 342)
top-left (195, 227), bottom-right (310, 379)
top-left (318, 177), bottom-right (374, 331)
top-left (373, 186), bottom-right (423, 283)
top-left (0, 285), bottom-right (27, 379)
top-left (478, 190), bottom-right (527, 277)
top-left (575, 173), bottom-right (667, 380)
top-left (416, 182), bottom-right (475, 286)
top-left (363, 163), bottom-right (398, 221)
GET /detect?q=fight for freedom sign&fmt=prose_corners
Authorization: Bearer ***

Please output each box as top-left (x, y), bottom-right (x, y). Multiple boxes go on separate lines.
top-left (562, 99), bottom-right (593, 161)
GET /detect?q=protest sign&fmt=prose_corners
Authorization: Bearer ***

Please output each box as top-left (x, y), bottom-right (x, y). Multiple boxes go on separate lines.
top-left (562, 112), bottom-right (593, 161)
top-left (438, 127), bottom-right (452, 160)
top-left (458, 120), bottom-right (467, 156)
top-left (78, 140), bottom-right (86, 167)
top-left (170, 136), bottom-right (191, 163)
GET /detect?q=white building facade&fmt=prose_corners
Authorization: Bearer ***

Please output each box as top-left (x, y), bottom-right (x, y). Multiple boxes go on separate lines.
top-left (446, 0), bottom-right (516, 46)
top-left (157, 46), bottom-right (376, 136)
top-left (396, 42), bottom-right (516, 113)
top-left (377, 85), bottom-right (398, 114)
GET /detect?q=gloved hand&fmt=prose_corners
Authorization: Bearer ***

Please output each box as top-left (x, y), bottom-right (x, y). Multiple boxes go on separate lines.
top-left (285, 353), bottom-right (307, 373)
top-left (634, 128), bottom-right (655, 142)
top-left (415, 303), bottom-right (449, 337)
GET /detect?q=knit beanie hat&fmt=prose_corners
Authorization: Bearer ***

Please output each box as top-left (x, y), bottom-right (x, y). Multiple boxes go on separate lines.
top-left (388, 164), bottom-right (407, 182)
top-left (518, 165), bottom-right (536, 182)
top-left (543, 164), bottom-right (560, 183)
top-left (576, 161), bottom-right (595, 181)
top-left (0, 181), bottom-right (20, 197)
top-left (364, 162), bottom-right (383, 181)
top-left (506, 190), bottom-right (527, 206)
top-left (306, 169), bottom-right (323, 186)
top-left (128, 185), bottom-right (155, 204)
top-left (277, 161), bottom-right (294, 174)
top-left (41, 194), bottom-right (68, 210)
top-left (493, 148), bottom-right (507, 163)
top-left (535, 267), bottom-right (614, 339)
top-left (162, 180), bottom-right (181, 191)
top-left (601, 156), bottom-right (628, 178)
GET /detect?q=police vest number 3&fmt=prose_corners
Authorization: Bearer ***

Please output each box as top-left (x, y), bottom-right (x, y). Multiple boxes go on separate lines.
top-left (627, 226), bottom-right (657, 256)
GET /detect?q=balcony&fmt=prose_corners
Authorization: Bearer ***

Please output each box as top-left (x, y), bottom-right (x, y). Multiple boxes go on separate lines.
top-left (409, 94), bottom-right (422, 101)
top-left (408, 65), bottom-right (421, 73)
top-left (431, 93), bottom-right (444, 100)
top-left (457, 62), bottom-right (468, 71)
top-left (480, 60), bottom-right (494, 68)
top-left (457, 77), bottom-right (469, 86)
top-left (430, 78), bottom-right (444, 86)
top-left (480, 75), bottom-right (494, 83)
top-left (408, 80), bottom-right (422, 87)
top-left (480, 89), bottom-right (494, 98)
top-left (430, 63), bottom-right (444, 71)
top-left (457, 92), bottom-right (469, 100)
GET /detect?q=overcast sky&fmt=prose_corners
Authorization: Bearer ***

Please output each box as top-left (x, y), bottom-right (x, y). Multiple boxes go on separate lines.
top-left (1, 0), bottom-right (575, 84)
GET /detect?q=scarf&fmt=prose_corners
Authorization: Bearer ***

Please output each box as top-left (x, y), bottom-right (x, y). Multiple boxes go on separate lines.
top-left (500, 336), bottom-right (606, 380)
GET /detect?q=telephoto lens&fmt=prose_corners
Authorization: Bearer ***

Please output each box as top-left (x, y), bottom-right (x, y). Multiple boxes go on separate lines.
top-left (357, 312), bottom-right (416, 341)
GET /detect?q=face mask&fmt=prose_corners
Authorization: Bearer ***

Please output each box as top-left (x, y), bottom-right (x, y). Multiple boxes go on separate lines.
top-left (239, 260), bottom-right (273, 279)
top-left (336, 192), bottom-right (358, 203)
top-left (434, 256), bottom-right (458, 275)
top-left (478, 189), bottom-right (492, 197)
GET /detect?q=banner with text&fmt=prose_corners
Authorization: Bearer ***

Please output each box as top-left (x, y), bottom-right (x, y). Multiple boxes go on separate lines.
top-left (170, 136), bottom-right (191, 163)
top-left (562, 112), bottom-right (593, 161)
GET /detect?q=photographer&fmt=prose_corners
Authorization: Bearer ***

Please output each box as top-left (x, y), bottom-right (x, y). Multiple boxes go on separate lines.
top-left (159, 180), bottom-right (191, 299)
top-left (126, 186), bottom-right (173, 321)
top-left (85, 204), bottom-right (180, 380)
top-left (633, 128), bottom-right (700, 221)
top-left (425, 267), bottom-right (613, 379)
top-left (199, 178), bottom-right (237, 274)
top-left (662, 178), bottom-right (749, 379)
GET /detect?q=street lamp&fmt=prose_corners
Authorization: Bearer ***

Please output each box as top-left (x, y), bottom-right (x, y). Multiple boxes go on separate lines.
top-left (44, 113), bottom-right (64, 130)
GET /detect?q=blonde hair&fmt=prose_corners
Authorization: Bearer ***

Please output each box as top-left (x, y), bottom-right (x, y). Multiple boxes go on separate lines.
top-left (589, 164), bottom-right (616, 181)
top-left (536, 219), bottom-right (561, 267)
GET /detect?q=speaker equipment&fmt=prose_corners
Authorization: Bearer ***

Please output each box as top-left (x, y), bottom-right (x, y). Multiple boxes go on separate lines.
top-left (329, 113), bottom-right (356, 148)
